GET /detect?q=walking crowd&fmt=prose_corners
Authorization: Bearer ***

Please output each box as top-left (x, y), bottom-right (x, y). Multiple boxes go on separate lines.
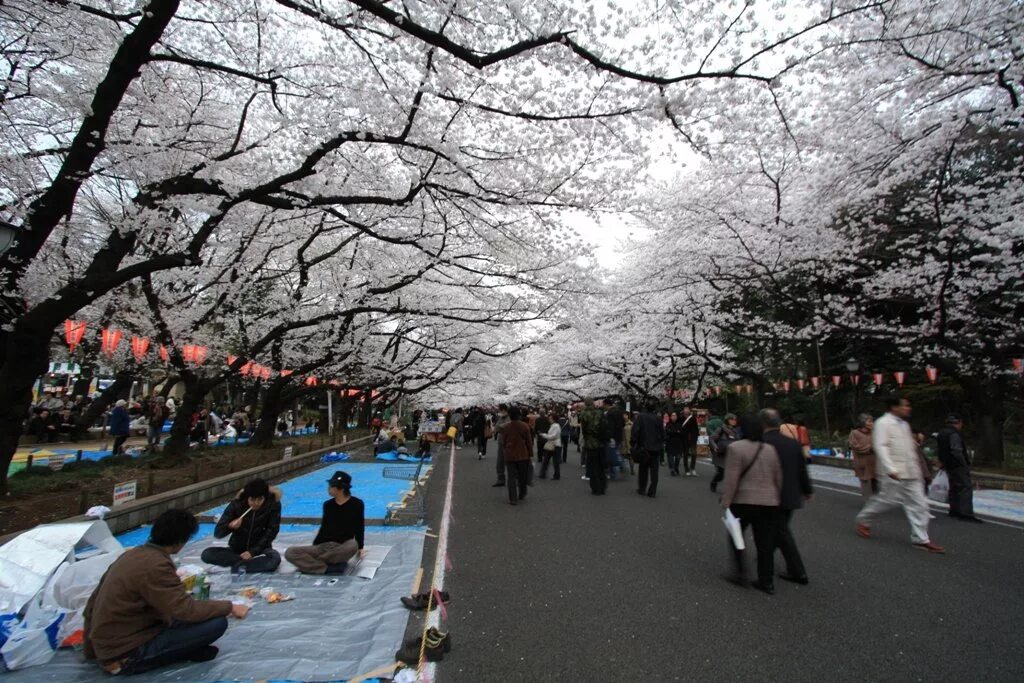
top-left (444, 393), bottom-right (982, 596)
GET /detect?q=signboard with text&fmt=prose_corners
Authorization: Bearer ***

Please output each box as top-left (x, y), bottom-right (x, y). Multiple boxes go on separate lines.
top-left (282, 446), bottom-right (294, 460)
top-left (113, 480), bottom-right (137, 507)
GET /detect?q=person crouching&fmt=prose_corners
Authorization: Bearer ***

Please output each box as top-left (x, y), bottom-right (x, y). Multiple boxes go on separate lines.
top-left (201, 478), bottom-right (283, 574)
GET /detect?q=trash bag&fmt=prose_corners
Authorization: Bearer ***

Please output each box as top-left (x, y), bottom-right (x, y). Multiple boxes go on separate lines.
top-left (0, 600), bottom-right (65, 670)
top-left (928, 470), bottom-right (950, 504)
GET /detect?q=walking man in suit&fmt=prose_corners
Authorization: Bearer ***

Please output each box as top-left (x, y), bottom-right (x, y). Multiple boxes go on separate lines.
top-left (761, 409), bottom-right (813, 584)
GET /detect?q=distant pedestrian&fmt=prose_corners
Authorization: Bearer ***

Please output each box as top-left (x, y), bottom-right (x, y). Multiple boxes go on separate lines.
top-left (855, 397), bottom-right (945, 553)
top-left (579, 399), bottom-right (609, 494)
top-left (631, 402), bottom-right (665, 497)
top-left (109, 400), bottom-right (131, 455)
top-left (937, 414), bottom-right (982, 523)
top-left (491, 405), bottom-right (511, 488)
top-left (761, 409), bottom-right (813, 586)
top-left (721, 413), bottom-right (783, 594)
top-left (559, 413), bottom-right (571, 464)
top-left (147, 396), bottom-right (168, 453)
top-left (451, 408), bottom-right (465, 448)
top-left (621, 412), bottom-right (634, 474)
top-left (797, 421), bottom-right (811, 461)
top-left (476, 411), bottom-right (492, 460)
top-left (709, 413), bottom-right (738, 493)
top-left (500, 407), bottom-right (533, 505)
top-left (665, 412), bottom-right (684, 476)
top-left (848, 414), bottom-right (878, 499)
top-left (538, 412), bottom-right (562, 480)
top-left (679, 407), bottom-right (699, 476)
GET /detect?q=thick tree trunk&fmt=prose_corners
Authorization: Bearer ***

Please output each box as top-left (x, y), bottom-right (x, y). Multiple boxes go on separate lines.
top-left (76, 369), bottom-right (135, 433)
top-left (0, 331), bottom-right (51, 494)
top-left (962, 378), bottom-right (1007, 467)
top-left (162, 375), bottom-right (206, 458)
top-left (251, 379), bottom-right (287, 448)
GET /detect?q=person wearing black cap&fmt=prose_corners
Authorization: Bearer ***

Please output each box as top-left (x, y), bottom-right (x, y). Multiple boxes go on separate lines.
top-left (284, 471), bottom-right (366, 573)
top-left (937, 414), bottom-right (982, 523)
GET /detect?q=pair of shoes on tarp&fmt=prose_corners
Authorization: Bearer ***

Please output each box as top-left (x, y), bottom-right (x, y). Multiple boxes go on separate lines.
top-left (400, 590), bottom-right (450, 611)
top-left (396, 627), bottom-right (452, 665)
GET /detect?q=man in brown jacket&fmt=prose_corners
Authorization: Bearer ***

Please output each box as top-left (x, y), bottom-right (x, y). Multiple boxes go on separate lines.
top-left (500, 406), bottom-right (534, 505)
top-left (84, 509), bottom-right (249, 675)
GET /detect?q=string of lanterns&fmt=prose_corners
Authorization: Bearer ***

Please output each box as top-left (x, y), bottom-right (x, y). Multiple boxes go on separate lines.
top-left (61, 321), bottom-right (383, 397)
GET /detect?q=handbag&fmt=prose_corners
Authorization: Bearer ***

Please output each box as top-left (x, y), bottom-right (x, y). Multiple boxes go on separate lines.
top-left (543, 438), bottom-right (556, 452)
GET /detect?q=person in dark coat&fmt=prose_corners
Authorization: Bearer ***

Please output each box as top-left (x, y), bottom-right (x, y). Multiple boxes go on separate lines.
top-left (664, 412), bottom-right (685, 476)
top-left (679, 406), bottom-right (700, 476)
top-left (109, 400), bottom-right (131, 454)
top-left (630, 402), bottom-right (665, 497)
top-left (202, 479), bottom-right (283, 573)
top-left (937, 414), bottom-right (982, 523)
top-left (709, 413), bottom-right (739, 493)
top-left (761, 409), bottom-right (813, 584)
top-left (603, 399), bottom-right (626, 479)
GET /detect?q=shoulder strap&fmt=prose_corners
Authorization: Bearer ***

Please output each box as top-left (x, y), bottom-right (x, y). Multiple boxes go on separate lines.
top-left (738, 443), bottom-right (764, 482)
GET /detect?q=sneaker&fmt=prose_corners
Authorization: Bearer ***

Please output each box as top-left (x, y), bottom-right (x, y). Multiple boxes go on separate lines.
top-left (856, 523), bottom-right (871, 539)
top-left (913, 541), bottom-right (946, 554)
top-left (581, 475), bottom-right (589, 480)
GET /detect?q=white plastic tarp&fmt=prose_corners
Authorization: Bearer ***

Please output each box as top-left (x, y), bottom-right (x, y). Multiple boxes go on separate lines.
top-left (0, 521), bottom-right (122, 615)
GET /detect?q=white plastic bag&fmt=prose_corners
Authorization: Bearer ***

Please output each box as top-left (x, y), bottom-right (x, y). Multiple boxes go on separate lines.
top-left (928, 470), bottom-right (950, 504)
top-left (0, 600), bottom-right (65, 670)
top-left (723, 509), bottom-right (745, 550)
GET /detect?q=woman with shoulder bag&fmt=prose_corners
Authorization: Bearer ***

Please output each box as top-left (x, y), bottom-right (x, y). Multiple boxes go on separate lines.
top-left (721, 413), bottom-right (783, 595)
top-left (538, 413), bottom-right (562, 480)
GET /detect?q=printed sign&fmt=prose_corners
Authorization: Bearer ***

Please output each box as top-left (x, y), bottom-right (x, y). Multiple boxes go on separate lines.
top-left (282, 446), bottom-right (294, 460)
top-left (112, 480), bottom-right (137, 507)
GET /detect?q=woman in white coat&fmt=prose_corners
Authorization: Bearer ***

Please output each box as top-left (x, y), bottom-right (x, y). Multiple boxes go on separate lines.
top-left (537, 413), bottom-right (563, 480)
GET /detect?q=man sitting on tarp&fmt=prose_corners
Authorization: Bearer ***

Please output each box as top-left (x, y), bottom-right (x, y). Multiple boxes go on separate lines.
top-left (201, 478), bottom-right (283, 573)
top-left (84, 509), bottom-right (250, 675)
top-left (285, 470), bottom-right (366, 574)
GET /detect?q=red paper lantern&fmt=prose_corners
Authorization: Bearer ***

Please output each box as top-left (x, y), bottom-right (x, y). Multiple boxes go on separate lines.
top-left (797, 379), bottom-right (805, 390)
top-left (713, 386), bottom-right (721, 396)
top-left (100, 328), bottom-right (122, 357)
top-left (193, 346), bottom-right (207, 365)
top-left (850, 374), bottom-right (861, 386)
top-left (733, 384), bottom-right (741, 394)
top-left (743, 384), bottom-right (753, 394)
top-left (159, 345), bottom-right (169, 363)
top-left (1012, 358), bottom-right (1022, 374)
top-left (783, 380), bottom-right (791, 392)
top-left (925, 366), bottom-right (938, 384)
top-left (893, 371), bottom-right (906, 386)
top-left (305, 376), bottom-right (318, 387)
top-left (130, 336), bottom-right (150, 361)
top-left (831, 375), bottom-right (842, 387)
top-left (281, 369), bottom-right (294, 377)
top-left (182, 345), bottom-right (196, 363)
top-left (810, 376), bottom-right (820, 389)
top-left (227, 354), bottom-right (238, 367)
top-left (240, 361), bottom-right (253, 376)
top-left (873, 372), bottom-right (884, 386)
top-left (64, 320), bottom-right (87, 353)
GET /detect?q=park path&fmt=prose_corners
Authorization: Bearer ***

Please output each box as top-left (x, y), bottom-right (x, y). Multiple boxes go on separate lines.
top-left (438, 448), bottom-right (1024, 682)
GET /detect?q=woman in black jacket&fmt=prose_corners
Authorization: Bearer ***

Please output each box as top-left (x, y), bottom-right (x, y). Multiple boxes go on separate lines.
top-left (665, 412), bottom-right (685, 476)
top-left (201, 478), bottom-right (283, 573)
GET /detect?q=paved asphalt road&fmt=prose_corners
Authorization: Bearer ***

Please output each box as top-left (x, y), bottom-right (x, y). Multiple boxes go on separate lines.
top-left (435, 448), bottom-right (1024, 682)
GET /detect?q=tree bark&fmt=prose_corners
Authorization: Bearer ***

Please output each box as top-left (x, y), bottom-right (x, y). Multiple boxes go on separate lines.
top-left (76, 369), bottom-right (135, 433)
top-left (250, 379), bottom-right (288, 448)
top-left (0, 331), bottom-right (50, 493)
top-left (161, 374), bottom-right (206, 459)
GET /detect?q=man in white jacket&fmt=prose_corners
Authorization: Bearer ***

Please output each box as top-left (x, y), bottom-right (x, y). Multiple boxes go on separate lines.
top-left (855, 396), bottom-right (945, 553)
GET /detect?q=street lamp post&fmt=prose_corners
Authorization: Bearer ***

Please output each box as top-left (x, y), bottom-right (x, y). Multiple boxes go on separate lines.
top-left (815, 340), bottom-right (831, 436)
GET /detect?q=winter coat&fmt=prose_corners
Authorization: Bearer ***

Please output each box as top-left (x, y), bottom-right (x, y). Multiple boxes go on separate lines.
top-left (710, 424), bottom-right (738, 468)
top-left (213, 487), bottom-right (283, 555)
top-left (108, 406), bottom-right (130, 437)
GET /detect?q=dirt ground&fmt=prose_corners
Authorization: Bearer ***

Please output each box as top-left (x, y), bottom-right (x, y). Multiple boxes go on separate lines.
top-left (0, 432), bottom-right (367, 537)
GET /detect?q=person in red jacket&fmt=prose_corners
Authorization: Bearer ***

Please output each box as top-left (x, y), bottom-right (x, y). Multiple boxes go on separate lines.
top-left (500, 406), bottom-right (534, 505)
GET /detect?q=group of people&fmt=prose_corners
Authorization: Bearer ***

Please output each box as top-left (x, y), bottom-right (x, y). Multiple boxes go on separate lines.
top-left (83, 470), bottom-right (367, 675)
top-left (25, 392), bottom-right (94, 443)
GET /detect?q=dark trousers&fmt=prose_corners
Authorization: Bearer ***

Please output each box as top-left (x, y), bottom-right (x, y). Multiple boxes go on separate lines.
top-left (201, 546), bottom-right (282, 573)
top-left (711, 466), bottom-right (725, 491)
top-left (561, 438), bottom-right (570, 463)
top-left (121, 617), bottom-right (228, 675)
top-left (776, 509), bottom-right (807, 578)
top-left (585, 448), bottom-right (606, 493)
top-left (637, 450), bottom-right (659, 495)
top-left (947, 467), bottom-right (975, 516)
top-left (539, 446), bottom-right (561, 478)
top-left (728, 504), bottom-right (781, 586)
top-left (496, 441), bottom-right (505, 483)
top-left (112, 435), bottom-right (128, 454)
top-left (478, 434), bottom-right (488, 457)
top-left (683, 445), bottom-right (697, 473)
top-left (667, 449), bottom-right (682, 474)
top-left (506, 460), bottom-right (530, 502)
